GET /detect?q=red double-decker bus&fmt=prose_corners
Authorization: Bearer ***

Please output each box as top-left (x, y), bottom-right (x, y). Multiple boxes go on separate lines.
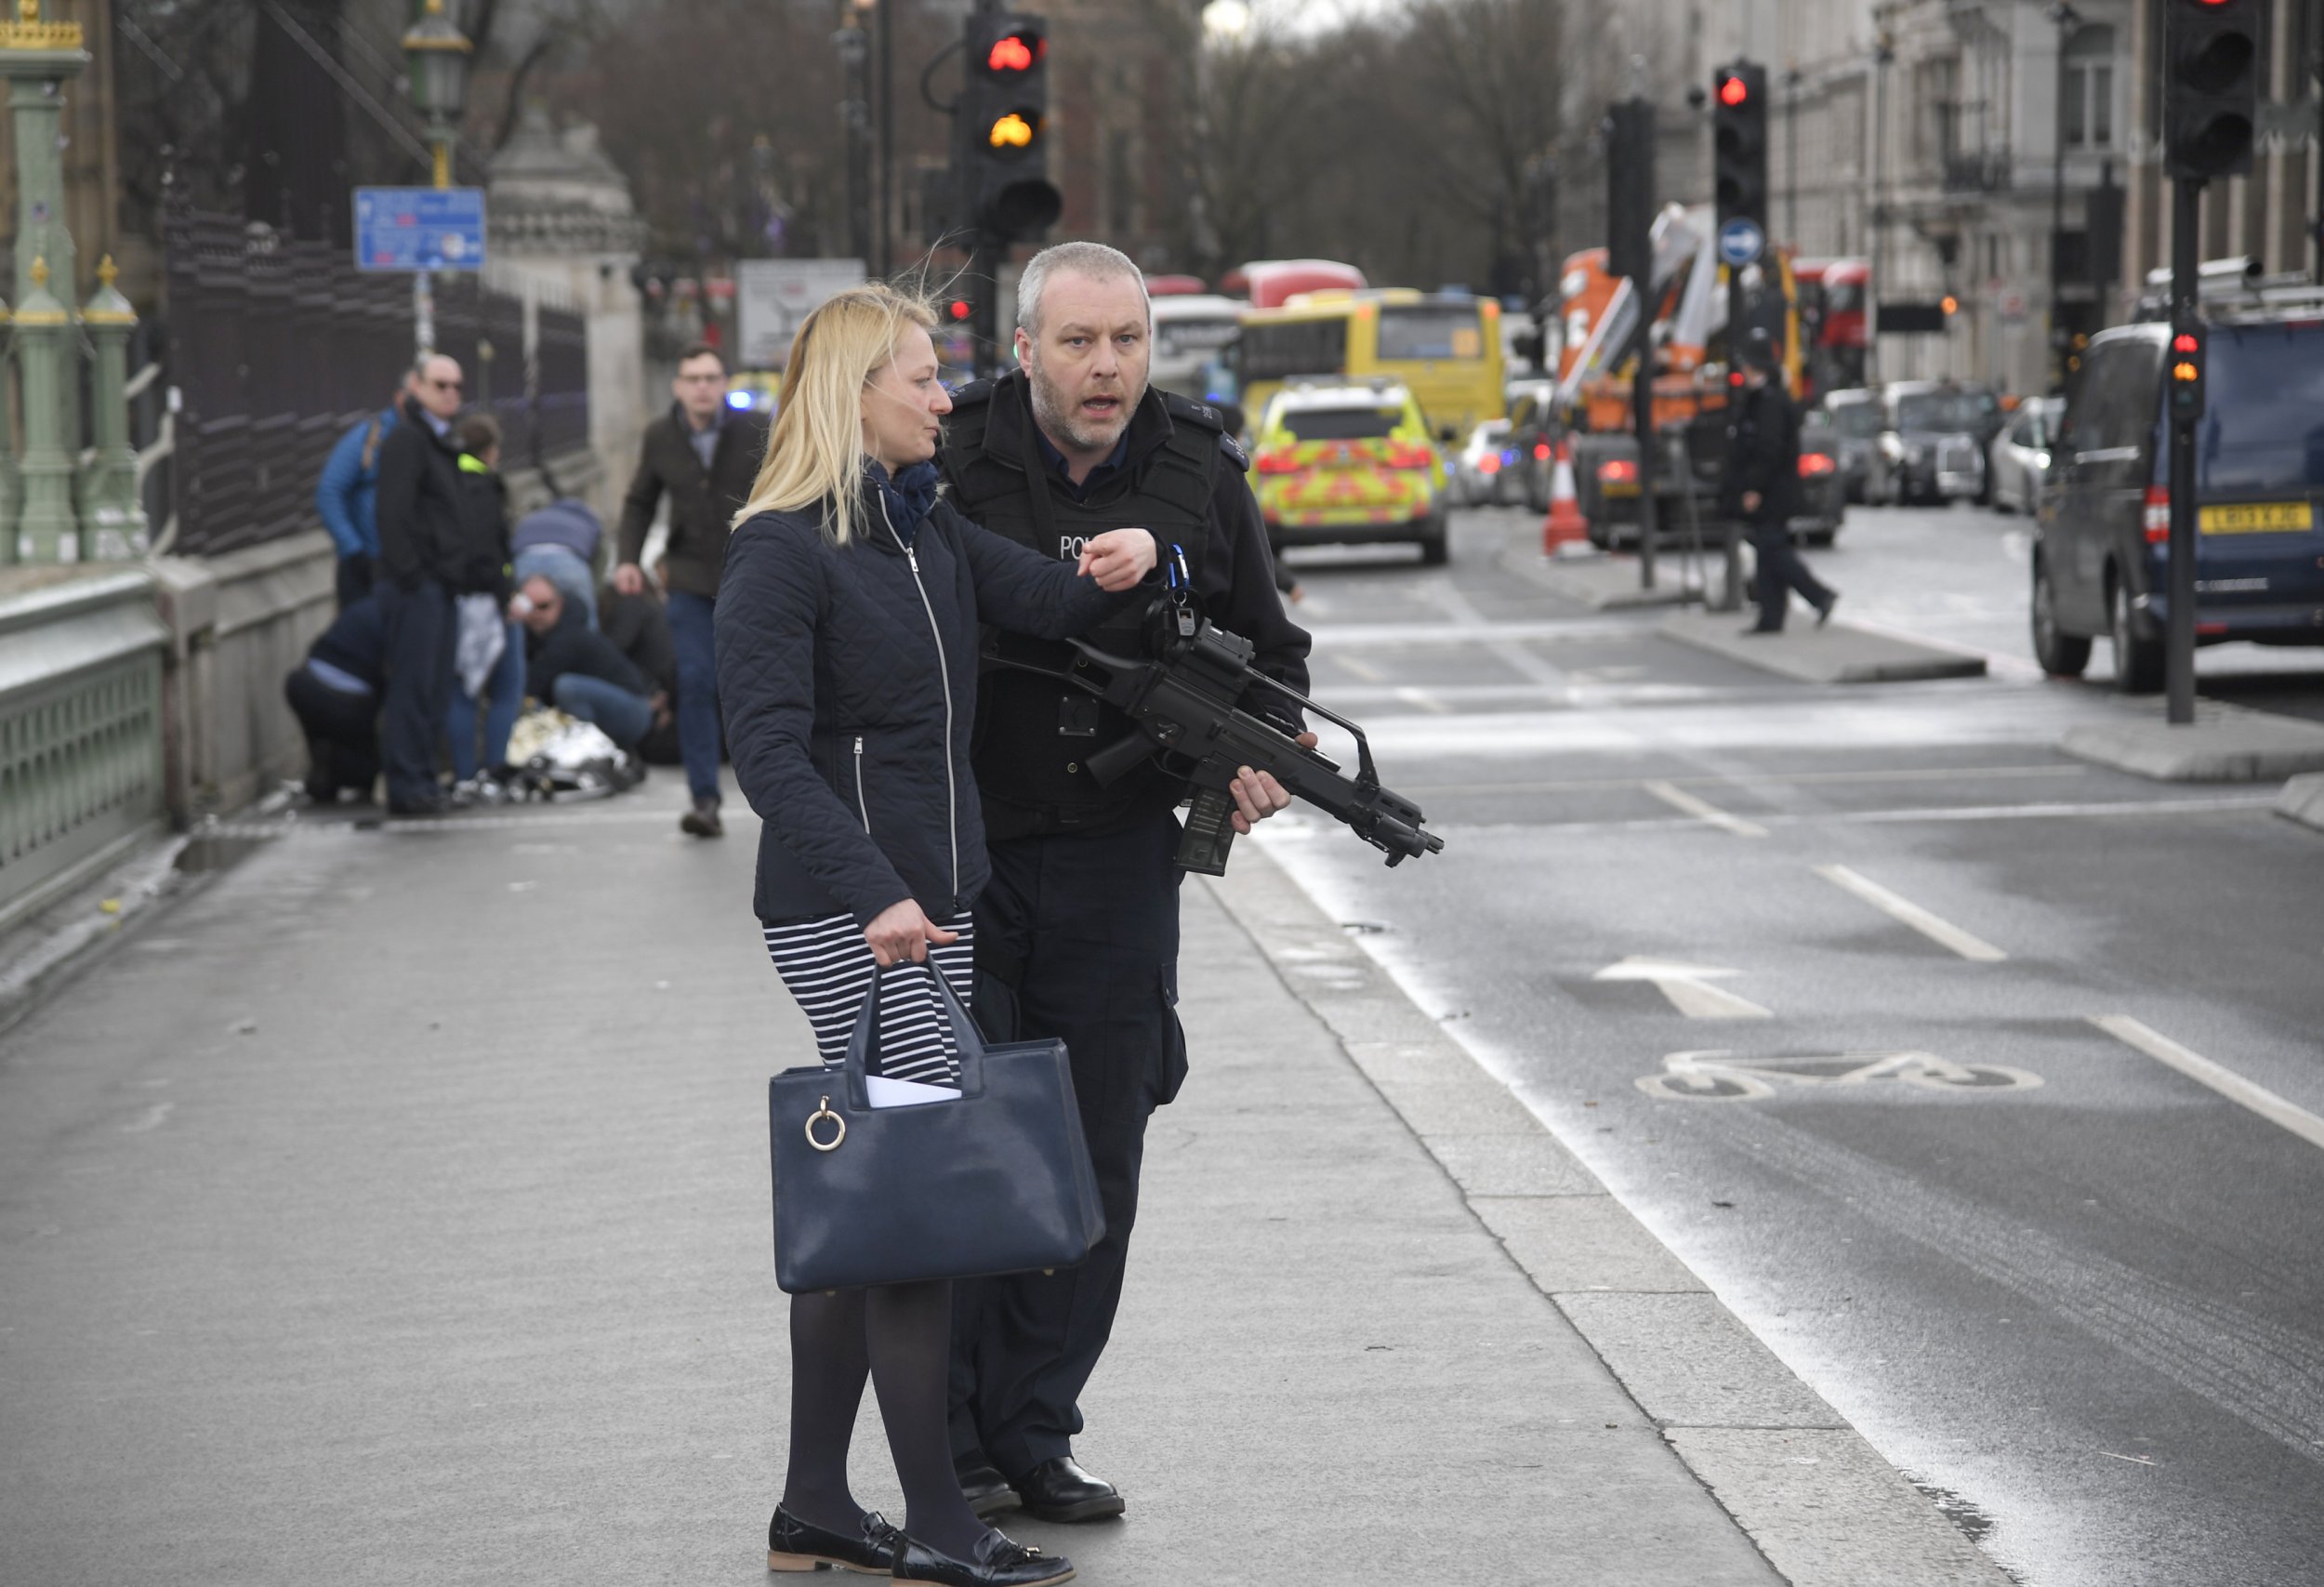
top-left (1792, 257), bottom-right (1869, 398)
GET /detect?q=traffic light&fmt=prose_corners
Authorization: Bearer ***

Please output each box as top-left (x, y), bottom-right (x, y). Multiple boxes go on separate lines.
top-left (1605, 99), bottom-right (1656, 285)
top-left (2169, 323), bottom-right (2205, 417)
top-left (959, 12), bottom-right (1063, 241)
top-left (1712, 61), bottom-right (1769, 231)
top-left (2163, 0), bottom-right (2264, 180)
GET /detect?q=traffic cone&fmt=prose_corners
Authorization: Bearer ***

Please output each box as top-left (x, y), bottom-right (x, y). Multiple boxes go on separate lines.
top-left (1542, 440), bottom-right (1588, 552)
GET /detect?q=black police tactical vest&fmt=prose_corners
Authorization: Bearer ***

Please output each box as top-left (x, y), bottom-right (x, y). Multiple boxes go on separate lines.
top-left (945, 377), bottom-right (1223, 835)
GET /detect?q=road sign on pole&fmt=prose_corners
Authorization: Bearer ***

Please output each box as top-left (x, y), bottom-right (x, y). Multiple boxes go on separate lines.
top-left (1717, 218), bottom-right (1765, 269)
top-left (353, 187), bottom-right (487, 272)
top-left (735, 259), bottom-right (868, 370)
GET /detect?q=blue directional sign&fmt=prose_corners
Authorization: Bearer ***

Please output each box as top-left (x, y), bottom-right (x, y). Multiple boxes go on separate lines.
top-left (1716, 218), bottom-right (1765, 270)
top-left (353, 187), bottom-right (487, 273)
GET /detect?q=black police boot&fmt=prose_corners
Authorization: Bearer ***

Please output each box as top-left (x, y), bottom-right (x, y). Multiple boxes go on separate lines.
top-left (1010, 1457), bottom-right (1124, 1524)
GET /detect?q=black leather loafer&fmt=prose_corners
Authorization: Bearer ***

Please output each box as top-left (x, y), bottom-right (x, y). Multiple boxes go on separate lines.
top-left (893, 1531), bottom-right (1072, 1585)
top-left (766, 1505), bottom-right (902, 1573)
top-left (956, 1456), bottom-right (1020, 1518)
top-left (1010, 1458), bottom-right (1123, 1524)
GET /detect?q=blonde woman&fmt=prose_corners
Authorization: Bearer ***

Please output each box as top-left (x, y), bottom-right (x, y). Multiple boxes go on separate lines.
top-left (716, 284), bottom-right (1153, 1587)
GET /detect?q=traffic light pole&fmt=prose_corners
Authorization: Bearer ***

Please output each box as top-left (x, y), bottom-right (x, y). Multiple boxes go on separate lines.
top-left (2165, 176), bottom-right (2200, 727)
top-left (971, 231), bottom-right (1004, 380)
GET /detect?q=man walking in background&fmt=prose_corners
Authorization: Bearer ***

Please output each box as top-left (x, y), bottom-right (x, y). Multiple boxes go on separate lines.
top-left (1724, 327), bottom-right (1836, 634)
top-left (314, 382), bottom-right (406, 610)
top-left (372, 352), bottom-right (469, 816)
top-left (610, 343), bottom-right (768, 837)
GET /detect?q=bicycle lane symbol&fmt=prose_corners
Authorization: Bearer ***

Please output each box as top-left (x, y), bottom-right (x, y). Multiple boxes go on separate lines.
top-left (1637, 1050), bottom-right (2044, 1102)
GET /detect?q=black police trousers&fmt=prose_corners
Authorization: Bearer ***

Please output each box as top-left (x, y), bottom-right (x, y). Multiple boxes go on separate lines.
top-left (950, 807), bottom-right (1188, 1479)
top-left (284, 665), bottom-right (380, 801)
top-left (1746, 519), bottom-right (1832, 631)
top-left (376, 576), bottom-right (454, 807)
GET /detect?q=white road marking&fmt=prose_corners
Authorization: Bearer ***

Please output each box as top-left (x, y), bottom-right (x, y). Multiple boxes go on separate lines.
top-left (1393, 687), bottom-right (1451, 714)
top-left (1812, 865), bottom-right (2007, 961)
top-left (1593, 957), bottom-right (1773, 1019)
top-left (1334, 655), bottom-right (1384, 683)
top-left (1643, 780), bottom-right (1769, 839)
top-left (2092, 1015), bottom-right (2324, 1154)
top-left (1398, 762), bottom-right (2093, 797)
top-left (1307, 617), bottom-right (1644, 648)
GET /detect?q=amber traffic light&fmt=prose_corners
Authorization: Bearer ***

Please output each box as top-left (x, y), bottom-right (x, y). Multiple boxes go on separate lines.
top-left (959, 14), bottom-right (1061, 241)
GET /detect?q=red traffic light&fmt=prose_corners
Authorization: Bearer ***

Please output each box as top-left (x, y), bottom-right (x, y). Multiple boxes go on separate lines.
top-left (948, 299), bottom-right (972, 322)
top-left (986, 33), bottom-right (1045, 72)
top-left (2172, 331), bottom-right (2199, 352)
top-left (1718, 74), bottom-right (1749, 107)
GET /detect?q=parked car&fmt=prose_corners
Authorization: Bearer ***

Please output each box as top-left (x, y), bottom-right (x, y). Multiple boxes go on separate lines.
top-left (2032, 311), bottom-right (2324, 691)
top-left (1252, 378), bottom-right (1451, 564)
top-left (1989, 396), bottom-right (2063, 515)
top-left (1875, 381), bottom-right (2000, 505)
top-left (1794, 417), bottom-right (1849, 547)
top-left (1454, 418), bottom-right (1519, 507)
top-left (1818, 388), bottom-right (1886, 503)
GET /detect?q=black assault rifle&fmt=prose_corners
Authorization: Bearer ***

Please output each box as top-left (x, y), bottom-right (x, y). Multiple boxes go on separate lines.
top-left (992, 602), bottom-right (1446, 876)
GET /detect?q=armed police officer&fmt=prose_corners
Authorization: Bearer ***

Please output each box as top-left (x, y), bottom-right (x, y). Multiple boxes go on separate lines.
top-left (938, 242), bottom-right (1313, 1524)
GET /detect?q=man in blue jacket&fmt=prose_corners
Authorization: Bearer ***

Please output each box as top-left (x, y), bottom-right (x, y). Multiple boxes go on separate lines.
top-left (314, 381), bottom-right (411, 610)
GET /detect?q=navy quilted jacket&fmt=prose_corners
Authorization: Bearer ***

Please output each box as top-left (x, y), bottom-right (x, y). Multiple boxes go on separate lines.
top-left (717, 483), bottom-right (1132, 927)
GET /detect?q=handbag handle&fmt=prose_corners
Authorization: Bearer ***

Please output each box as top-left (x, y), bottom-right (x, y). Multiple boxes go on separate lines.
top-left (839, 957), bottom-right (987, 1104)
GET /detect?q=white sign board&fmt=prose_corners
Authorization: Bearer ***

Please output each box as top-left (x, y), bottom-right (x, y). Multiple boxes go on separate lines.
top-left (736, 259), bottom-right (867, 369)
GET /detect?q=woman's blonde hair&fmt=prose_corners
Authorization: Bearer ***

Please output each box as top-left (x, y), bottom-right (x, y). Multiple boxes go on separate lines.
top-left (730, 281), bottom-right (940, 547)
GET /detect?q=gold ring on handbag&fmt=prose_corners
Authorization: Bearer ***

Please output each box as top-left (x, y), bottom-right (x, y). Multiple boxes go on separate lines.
top-left (805, 1096), bottom-right (846, 1152)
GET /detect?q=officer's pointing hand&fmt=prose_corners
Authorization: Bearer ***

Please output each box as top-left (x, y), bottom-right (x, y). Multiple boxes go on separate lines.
top-left (1076, 528), bottom-right (1157, 592)
top-left (1227, 734), bottom-right (1318, 833)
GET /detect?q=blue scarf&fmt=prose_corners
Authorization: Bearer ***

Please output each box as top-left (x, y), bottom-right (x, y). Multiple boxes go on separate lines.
top-left (864, 458), bottom-right (940, 545)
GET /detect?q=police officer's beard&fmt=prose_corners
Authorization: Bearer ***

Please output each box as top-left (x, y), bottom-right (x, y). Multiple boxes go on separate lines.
top-left (1025, 352), bottom-right (1141, 456)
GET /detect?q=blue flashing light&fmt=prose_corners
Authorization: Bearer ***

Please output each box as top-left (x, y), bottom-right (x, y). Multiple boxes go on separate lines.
top-left (725, 389), bottom-right (754, 410)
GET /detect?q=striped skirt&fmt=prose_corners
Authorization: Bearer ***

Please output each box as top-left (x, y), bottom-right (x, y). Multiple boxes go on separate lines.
top-left (760, 912), bottom-right (976, 1087)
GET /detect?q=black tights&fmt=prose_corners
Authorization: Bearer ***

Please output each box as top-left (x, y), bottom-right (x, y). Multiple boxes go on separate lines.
top-left (783, 1278), bottom-right (991, 1560)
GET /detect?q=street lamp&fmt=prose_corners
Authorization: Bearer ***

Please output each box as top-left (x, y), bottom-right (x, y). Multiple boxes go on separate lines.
top-left (403, 0), bottom-right (474, 191)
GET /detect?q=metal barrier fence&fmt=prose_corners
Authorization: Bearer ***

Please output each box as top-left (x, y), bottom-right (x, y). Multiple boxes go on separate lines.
top-left (161, 205), bottom-right (590, 559)
top-left (0, 572), bottom-right (168, 933)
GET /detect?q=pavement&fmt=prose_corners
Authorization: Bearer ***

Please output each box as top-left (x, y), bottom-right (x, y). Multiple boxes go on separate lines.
top-left (1659, 608), bottom-right (1989, 685)
top-left (0, 769), bottom-right (2010, 1587)
top-left (2278, 773), bottom-right (2324, 833)
top-left (2062, 702), bottom-right (2324, 783)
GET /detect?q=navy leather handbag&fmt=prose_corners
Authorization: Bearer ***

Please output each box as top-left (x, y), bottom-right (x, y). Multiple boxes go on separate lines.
top-left (769, 970), bottom-right (1106, 1293)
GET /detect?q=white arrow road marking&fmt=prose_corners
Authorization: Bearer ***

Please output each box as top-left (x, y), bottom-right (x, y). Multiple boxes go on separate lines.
top-left (1814, 864), bottom-right (2007, 961)
top-left (2093, 1015), bottom-right (2324, 1154)
top-left (1643, 780), bottom-right (1769, 839)
top-left (1593, 957), bottom-right (1772, 1019)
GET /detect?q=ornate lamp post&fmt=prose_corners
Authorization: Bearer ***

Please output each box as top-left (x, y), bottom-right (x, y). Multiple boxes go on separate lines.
top-left (81, 257), bottom-right (148, 558)
top-left (401, 0), bottom-right (472, 355)
top-left (0, 0), bottom-right (89, 564)
top-left (402, 0), bottom-right (473, 192)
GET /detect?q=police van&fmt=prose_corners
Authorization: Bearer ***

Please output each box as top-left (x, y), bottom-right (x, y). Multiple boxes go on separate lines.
top-left (2031, 271), bottom-right (2324, 692)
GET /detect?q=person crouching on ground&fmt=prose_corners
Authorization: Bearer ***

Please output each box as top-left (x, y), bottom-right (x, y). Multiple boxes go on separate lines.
top-left (515, 575), bottom-right (660, 756)
top-left (715, 282), bottom-right (1156, 1587)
